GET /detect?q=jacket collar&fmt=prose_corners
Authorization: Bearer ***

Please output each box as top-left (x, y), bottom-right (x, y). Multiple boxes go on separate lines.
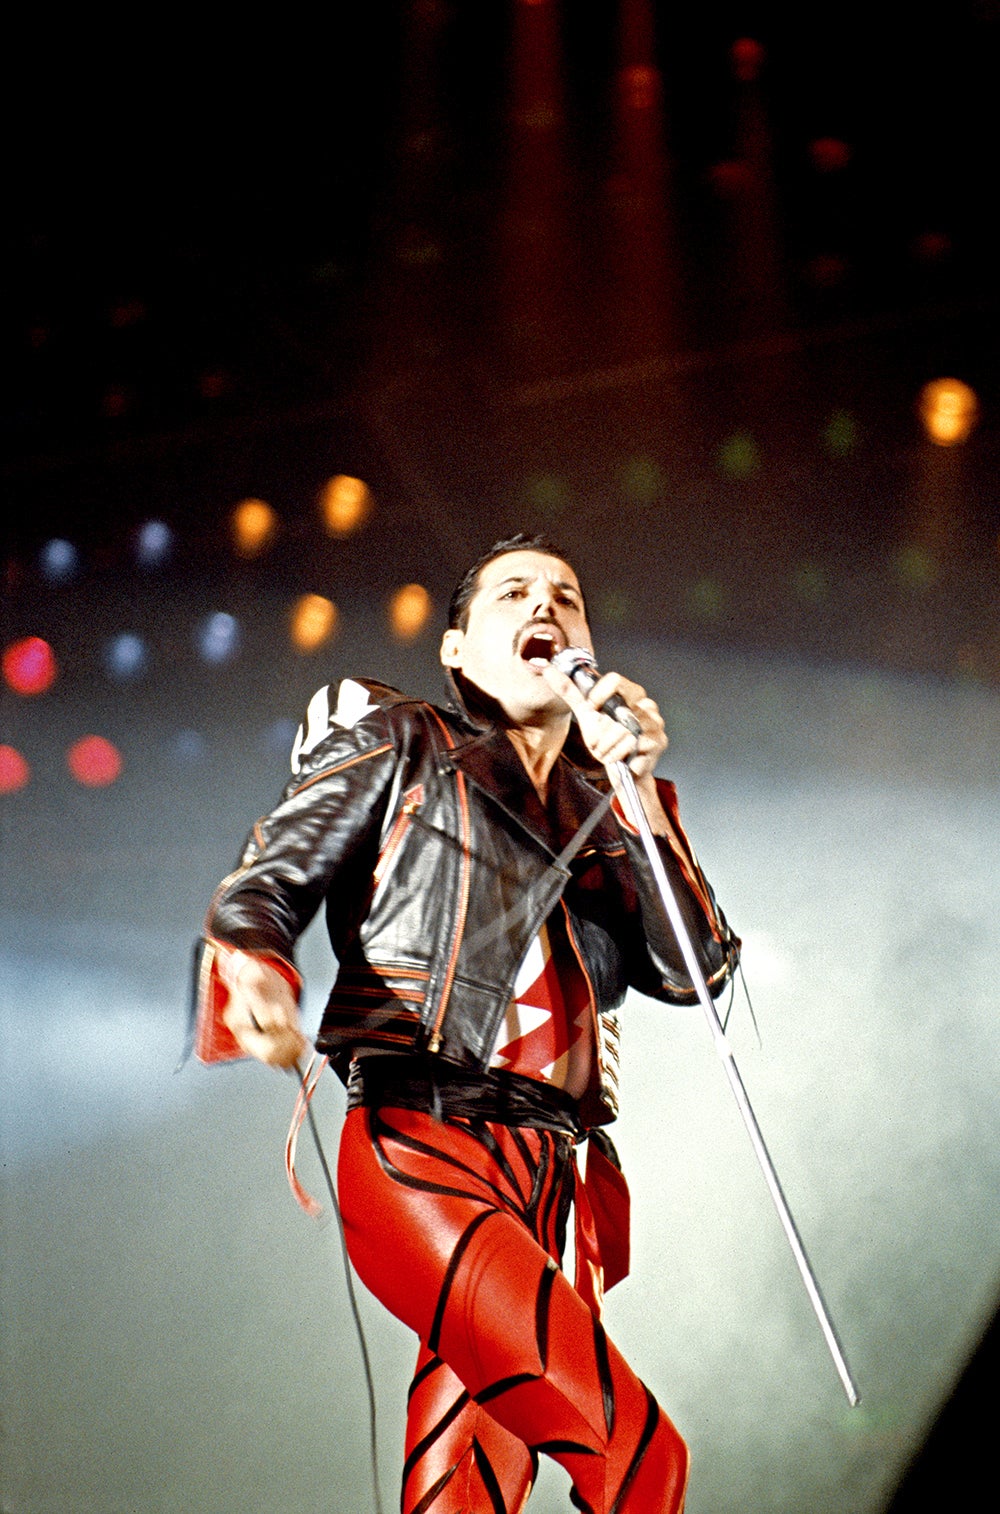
top-left (443, 667), bottom-right (606, 782)
top-left (441, 675), bottom-right (612, 859)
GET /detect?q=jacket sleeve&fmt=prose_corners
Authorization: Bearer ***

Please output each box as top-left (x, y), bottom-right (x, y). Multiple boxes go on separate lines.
top-left (204, 679), bottom-right (402, 965)
top-left (613, 779), bottom-right (739, 1003)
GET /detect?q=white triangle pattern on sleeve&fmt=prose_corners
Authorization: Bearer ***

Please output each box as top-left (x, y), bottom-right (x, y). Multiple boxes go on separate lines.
top-left (290, 680), bottom-right (381, 773)
top-left (331, 679), bottom-right (380, 730)
top-left (290, 685), bottom-right (331, 772)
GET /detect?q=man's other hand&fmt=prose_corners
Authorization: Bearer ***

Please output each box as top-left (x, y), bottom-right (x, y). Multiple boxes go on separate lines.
top-left (220, 951), bottom-right (310, 1069)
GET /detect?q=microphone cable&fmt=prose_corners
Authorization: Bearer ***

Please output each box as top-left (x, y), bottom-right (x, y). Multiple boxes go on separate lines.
top-left (291, 1059), bottom-right (385, 1514)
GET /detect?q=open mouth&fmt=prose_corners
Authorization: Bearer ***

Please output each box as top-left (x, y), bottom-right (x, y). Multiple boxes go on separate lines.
top-left (519, 628), bottom-right (562, 666)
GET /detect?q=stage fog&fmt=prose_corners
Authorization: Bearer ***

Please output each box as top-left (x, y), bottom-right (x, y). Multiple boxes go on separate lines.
top-left (3, 633), bottom-right (997, 1514)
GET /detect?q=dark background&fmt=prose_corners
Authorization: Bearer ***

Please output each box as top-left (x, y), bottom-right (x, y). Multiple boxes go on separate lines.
top-left (4, 3), bottom-right (1000, 676)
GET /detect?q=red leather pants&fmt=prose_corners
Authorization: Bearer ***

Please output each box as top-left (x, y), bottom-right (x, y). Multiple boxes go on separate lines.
top-left (337, 1106), bottom-right (689, 1514)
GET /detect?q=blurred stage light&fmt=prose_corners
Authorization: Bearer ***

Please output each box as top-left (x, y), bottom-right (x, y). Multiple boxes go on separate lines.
top-left (708, 159), bottom-right (754, 197)
top-left (197, 370), bottom-right (229, 400)
top-left (3, 636), bottom-right (57, 696)
top-left (104, 633), bottom-right (148, 681)
top-left (263, 718), bottom-right (298, 754)
top-left (319, 475), bottom-right (372, 536)
top-left (395, 227), bottom-right (444, 268)
top-left (717, 431), bottom-right (761, 479)
top-left (912, 231), bottom-right (952, 264)
top-left (894, 543), bottom-right (938, 590)
top-left (389, 583), bottom-right (433, 641)
top-left (290, 594), bottom-right (339, 653)
top-left (619, 64), bottom-right (660, 112)
top-left (101, 386), bottom-right (131, 419)
top-left (824, 410), bottom-right (858, 457)
top-left (596, 590), bottom-right (633, 627)
top-left (67, 736), bottom-right (123, 787)
top-left (621, 455), bottom-right (665, 506)
top-left (919, 378), bottom-right (979, 446)
top-left (40, 539), bottom-right (78, 582)
top-left (173, 730), bottom-right (207, 763)
top-left (805, 253), bottom-right (849, 288)
top-left (731, 37), bottom-right (765, 82)
top-left (0, 745), bottom-right (30, 794)
top-left (135, 520), bottom-right (172, 567)
top-left (197, 612), bottom-right (241, 665)
top-left (232, 498), bottom-right (277, 557)
top-left (809, 138), bottom-right (852, 172)
top-left (523, 474), bottom-right (571, 520)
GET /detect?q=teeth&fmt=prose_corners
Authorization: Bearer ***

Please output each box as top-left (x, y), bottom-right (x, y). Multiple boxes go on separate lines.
top-left (522, 630), bottom-right (557, 665)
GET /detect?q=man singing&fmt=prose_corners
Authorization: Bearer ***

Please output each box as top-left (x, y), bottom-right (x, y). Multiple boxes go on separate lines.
top-left (197, 532), bottom-right (738, 1512)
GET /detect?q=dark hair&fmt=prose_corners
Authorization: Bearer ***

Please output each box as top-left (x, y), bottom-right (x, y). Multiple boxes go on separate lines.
top-left (447, 531), bottom-right (583, 630)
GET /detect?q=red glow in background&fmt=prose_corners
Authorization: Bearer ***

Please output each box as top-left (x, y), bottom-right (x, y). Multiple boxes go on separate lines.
top-left (66, 736), bottom-right (123, 788)
top-left (3, 638), bottom-right (57, 696)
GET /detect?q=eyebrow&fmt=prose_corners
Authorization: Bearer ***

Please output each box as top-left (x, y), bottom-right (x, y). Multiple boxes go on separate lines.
top-left (491, 574), bottom-right (581, 598)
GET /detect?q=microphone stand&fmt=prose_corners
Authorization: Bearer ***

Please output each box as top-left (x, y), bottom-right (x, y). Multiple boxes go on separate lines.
top-left (613, 759), bottom-right (861, 1407)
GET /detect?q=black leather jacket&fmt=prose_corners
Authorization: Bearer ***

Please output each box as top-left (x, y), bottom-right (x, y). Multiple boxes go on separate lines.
top-left (204, 675), bottom-right (738, 1126)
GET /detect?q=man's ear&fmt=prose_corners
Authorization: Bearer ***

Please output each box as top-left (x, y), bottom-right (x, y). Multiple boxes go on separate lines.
top-left (440, 627), bottom-right (464, 668)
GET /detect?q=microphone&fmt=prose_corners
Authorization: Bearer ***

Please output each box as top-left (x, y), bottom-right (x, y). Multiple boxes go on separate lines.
top-left (551, 646), bottom-right (643, 739)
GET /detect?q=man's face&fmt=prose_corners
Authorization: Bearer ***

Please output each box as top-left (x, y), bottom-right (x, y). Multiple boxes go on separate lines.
top-left (440, 549), bottom-right (593, 724)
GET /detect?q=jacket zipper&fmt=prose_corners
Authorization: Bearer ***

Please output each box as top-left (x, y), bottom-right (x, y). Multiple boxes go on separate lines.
top-left (372, 784), bottom-right (424, 890)
top-left (425, 713), bottom-right (470, 1053)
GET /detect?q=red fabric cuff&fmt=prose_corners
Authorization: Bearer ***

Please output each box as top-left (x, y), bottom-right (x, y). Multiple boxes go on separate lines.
top-left (194, 940), bottom-right (301, 1065)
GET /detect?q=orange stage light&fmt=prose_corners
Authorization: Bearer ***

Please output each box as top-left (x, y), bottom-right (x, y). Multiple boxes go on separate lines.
top-left (319, 476), bottom-right (372, 536)
top-left (918, 378), bottom-right (979, 446)
top-left (389, 583), bottom-right (433, 641)
top-left (290, 594), bottom-right (339, 653)
top-left (232, 498), bottom-right (278, 556)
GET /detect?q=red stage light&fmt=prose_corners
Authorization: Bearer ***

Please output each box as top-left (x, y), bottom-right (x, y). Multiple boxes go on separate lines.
top-left (2, 637), bottom-right (57, 696)
top-left (619, 64), bottom-right (660, 112)
top-left (731, 38), bottom-right (765, 82)
top-left (805, 253), bottom-right (849, 288)
top-left (0, 745), bottom-right (30, 794)
top-left (101, 387), bottom-right (131, 418)
top-left (913, 231), bottom-right (952, 264)
top-left (198, 370), bottom-right (229, 399)
top-left (708, 160), bottom-right (753, 197)
top-left (809, 138), bottom-right (851, 173)
top-left (67, 736), bottom-right (123, 787)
